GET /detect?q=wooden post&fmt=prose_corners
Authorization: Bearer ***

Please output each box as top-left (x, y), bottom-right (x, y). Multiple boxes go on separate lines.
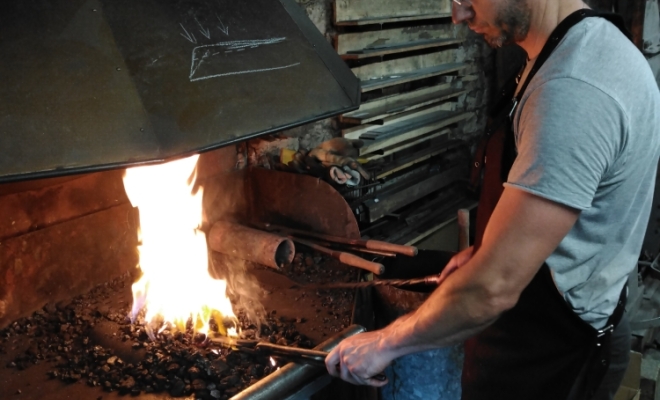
top-left (616, 0), bottom-right (647, 50)
top-left (458, 208), bottom-right (470, 251)
top-left (584, 0), bottom-right (615, 11)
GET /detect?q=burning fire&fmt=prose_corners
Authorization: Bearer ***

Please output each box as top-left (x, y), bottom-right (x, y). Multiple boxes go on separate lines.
top-left (122, 154), bottom-right (237, 338)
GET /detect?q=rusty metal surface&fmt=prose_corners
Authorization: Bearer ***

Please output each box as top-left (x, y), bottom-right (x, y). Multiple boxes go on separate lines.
top-left (0, 170), bottom-right (129, 241)
top-left (247, 168), bottom-right (360, 240)
top-left (0, 204), bottom-right (139, 328)
top-left (208, 221), bottom-right (294, 269)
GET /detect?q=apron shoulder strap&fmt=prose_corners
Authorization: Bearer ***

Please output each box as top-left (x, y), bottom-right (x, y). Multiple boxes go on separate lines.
top-left (516, 9), bottom-right (632, 102)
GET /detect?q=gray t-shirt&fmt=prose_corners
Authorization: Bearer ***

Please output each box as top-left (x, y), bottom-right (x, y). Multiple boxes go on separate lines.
top-left (506, 17), bottom-right (660, 328)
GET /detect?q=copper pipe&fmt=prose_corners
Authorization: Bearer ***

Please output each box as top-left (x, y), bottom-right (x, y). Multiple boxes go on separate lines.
top-left (208, 221), bottom-right (294, 270)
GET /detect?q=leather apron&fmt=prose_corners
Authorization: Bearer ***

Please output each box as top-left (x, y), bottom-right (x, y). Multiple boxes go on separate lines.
top-left (462, 10), bottom-right (630, 400)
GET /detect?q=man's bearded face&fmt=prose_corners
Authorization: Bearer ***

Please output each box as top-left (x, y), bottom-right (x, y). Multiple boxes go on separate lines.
top-left (470, 0), bottom-right (532, 48)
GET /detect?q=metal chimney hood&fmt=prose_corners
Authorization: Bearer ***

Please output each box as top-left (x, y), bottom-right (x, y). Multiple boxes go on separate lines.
top-left (0, 0), bottom-right (360, 183)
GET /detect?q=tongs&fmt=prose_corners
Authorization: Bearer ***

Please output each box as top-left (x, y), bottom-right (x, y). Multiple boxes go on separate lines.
top-left (254, 342), bottom-right (387, 381)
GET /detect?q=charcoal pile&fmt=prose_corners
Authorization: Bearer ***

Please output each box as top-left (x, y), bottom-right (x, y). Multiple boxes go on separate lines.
top-left (0, 251), bottom-right (359, 399)
top-left (260, 251), bottom-right (359, 337)
top-left (1, 276), bottom-right (314, 399)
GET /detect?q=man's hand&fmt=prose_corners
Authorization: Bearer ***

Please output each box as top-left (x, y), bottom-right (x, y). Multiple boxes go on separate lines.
top-left (438, 246), bottom-right (474, 284)
top-left (323, 249), bottom-right (474, 387)
top-left (325, 328), bottom-right (396, 387)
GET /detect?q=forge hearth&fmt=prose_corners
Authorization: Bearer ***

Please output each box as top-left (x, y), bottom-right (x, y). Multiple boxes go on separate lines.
top-left (0, 154), bottom-right (370, 399)
top-left (0, 249), bottom-right (362, 400)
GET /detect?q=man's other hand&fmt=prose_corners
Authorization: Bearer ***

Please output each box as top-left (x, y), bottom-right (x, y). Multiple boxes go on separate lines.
top-left (438, 245), bottom-right (474, 284)
top-left (325, 329), bottom-right (394, 387)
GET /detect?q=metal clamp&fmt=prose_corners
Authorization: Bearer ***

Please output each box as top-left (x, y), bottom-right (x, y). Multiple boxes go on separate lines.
top-left (508, 98), bottom-right (519, 119)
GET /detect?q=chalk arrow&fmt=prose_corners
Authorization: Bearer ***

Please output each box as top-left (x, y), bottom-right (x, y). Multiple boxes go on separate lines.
top-left (195, 17), bottom-right (211, 39)
top-left (179, 23), bottom-right (197, 44)
top-left (216, 13), bottom-right (229, 36)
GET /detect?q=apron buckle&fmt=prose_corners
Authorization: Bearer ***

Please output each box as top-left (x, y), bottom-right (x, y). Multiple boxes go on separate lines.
top-left (508, 98), bottom-right (519, 119)
top-left (596, 324), bottom-right (614, 338)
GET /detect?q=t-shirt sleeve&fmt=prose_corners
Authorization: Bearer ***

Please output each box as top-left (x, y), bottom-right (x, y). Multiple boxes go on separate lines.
top-left (504, 77), bottom-right (625, 210)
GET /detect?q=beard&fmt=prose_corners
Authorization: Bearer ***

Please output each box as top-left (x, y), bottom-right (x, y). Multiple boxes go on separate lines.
top-left (484, 0), bottom-right (531, 48)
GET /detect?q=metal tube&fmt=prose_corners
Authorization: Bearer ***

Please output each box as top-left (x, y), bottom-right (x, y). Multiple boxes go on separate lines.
top-left (229, 325), bottom-right (366, 400)
top-left (254, 343), bottom-right (329, 360)
top-left (208, 221), bottom-right (295, 270)
top-left (267, 224), bottom-right (418, 257)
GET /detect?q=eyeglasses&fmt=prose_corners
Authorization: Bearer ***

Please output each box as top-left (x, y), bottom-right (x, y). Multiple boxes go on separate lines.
top-left (452, 0), bottom-right (472, 6)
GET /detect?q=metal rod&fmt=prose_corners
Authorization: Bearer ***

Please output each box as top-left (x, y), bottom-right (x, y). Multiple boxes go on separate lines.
top-left (208, 336), bottom-right (259, 348)
top-left (307, 275), bottom-right (442, 290)
top-left (290, 236), bottom-right (385, 275)
top-left (267, 224), bottom-right (418, 257)
top-left (230, 324), bottom-right (366, 400)
top-left (293, 237), bottom-right (396, 258)
top-left (254, 343), bottom-right (387, 382)
top-left (208, 221), bottom-right (295, 270)
top-left (340, 245), bottom-right (397, 257)
top-left (254, 343), bottom-right (329, 360)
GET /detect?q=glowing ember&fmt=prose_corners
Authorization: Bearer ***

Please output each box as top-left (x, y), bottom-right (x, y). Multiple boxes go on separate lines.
top-left (123, 154), bottom-right (237, 338)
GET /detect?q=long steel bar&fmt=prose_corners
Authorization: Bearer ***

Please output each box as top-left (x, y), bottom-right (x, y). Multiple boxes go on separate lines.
top-left (308, 275), bottom-right (443, 290)
top-left (229, 325), bottom-right (366, 400)
top-left (266, 224), bottom-right (418, 257)
top-left (253, 343), bottom-right (387, 381)
top-left (289, 236), bottom-right (385, 275)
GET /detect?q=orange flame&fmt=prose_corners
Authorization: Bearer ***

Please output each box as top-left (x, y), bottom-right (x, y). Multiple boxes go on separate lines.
top-left (123, 154), bottom-right (237, 338)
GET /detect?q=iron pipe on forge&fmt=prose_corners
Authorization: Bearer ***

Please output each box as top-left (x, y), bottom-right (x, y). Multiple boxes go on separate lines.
top-left (208, 221), bottom-right (295, 270)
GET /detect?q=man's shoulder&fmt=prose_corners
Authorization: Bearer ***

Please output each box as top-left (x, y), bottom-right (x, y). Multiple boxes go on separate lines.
top-left (537, 17), bottom-right (647, 88)
top-left (525, 16), bottom-right (657, 116)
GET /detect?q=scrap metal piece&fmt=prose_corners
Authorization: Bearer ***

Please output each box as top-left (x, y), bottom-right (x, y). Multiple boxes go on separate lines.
top-left (247, 168), bottom-right (361, 240)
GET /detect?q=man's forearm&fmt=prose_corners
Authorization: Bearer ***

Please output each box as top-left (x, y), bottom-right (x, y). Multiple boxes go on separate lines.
top-left (325, 190), bottom-right (579, 387)
top-left (378, 259), bottom-right (507, 359)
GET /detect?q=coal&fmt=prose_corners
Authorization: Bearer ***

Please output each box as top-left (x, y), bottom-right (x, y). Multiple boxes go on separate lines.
top-left (0, 277), bottom-right (318, 399)
top-left (0, 250), bottom-right (358, 398)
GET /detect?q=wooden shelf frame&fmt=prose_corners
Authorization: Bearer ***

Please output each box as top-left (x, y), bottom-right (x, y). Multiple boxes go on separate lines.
top-left (341, 83), bottom-right (467, 124)
top-left (335, 24), bottom-right (464, 59)
top-left (356, 110), bottom-right (473, 156)
top-left (334, 0), bottom-right (452, 26)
